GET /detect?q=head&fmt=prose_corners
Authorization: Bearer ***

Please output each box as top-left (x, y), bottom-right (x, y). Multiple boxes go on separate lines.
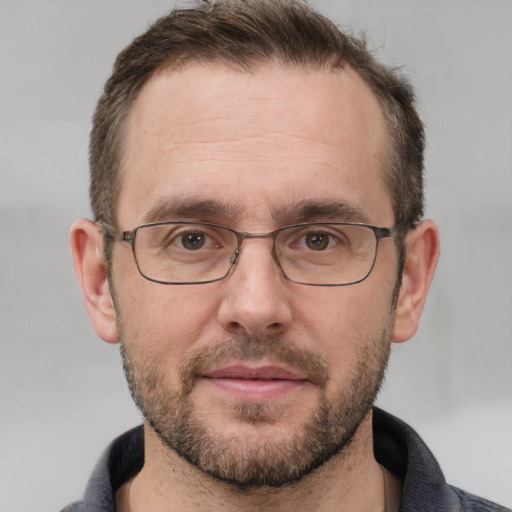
top-left (72, 0), bottom-right (439, 490)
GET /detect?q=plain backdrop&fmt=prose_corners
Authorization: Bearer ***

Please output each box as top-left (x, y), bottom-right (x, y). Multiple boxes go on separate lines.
top-left (0, 1), bottom-right (511, 510)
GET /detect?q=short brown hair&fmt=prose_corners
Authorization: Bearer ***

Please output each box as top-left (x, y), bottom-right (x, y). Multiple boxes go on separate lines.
top-left (91, 0), bottom-right (424, 257)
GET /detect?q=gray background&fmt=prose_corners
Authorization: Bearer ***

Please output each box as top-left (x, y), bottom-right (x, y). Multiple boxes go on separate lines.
top-left (1, 1), bottom-right (511, 510)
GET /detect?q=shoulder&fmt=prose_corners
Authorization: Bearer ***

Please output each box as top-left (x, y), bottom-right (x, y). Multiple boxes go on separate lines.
top-left (59, 426), bottom-right (144, 512)
top-left (373, 409), bottom-right (510, 512)
top-left (59, 501), bottom-right (84, 512)
top-left (450, 487), bottom-right (511, 512)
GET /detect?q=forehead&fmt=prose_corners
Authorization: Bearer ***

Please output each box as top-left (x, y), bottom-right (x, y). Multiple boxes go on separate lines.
top-left (119, 63), bottom-right (392, 228)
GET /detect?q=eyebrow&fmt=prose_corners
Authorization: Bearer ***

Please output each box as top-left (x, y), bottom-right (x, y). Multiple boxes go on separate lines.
top-left (274, 200), bottom-right (370, 224)
top-left (143, 197), bottom-right (369, 226)
top-left (144, 198), bottom-right (245, 224)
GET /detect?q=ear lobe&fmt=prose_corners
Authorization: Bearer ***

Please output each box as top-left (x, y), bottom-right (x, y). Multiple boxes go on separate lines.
top-left (70, 219), bottom-right (120, 344)
top-left (392, 219), bottom-right (440, 343)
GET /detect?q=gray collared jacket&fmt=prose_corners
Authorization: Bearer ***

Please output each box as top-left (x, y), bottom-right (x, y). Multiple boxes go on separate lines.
top-left (60, 408), bottom-right (510, 512)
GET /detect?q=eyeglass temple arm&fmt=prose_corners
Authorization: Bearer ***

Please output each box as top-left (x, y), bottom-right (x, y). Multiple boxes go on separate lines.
top-left (97, 222), bottom-right (135, 243)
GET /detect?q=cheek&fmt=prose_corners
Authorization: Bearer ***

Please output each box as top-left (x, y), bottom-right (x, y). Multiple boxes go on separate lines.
top-left (297, 280), bottom-right (393, 333)
top-left (293, 279), bottom-right (395, 366)
top-left (113, 270), bottom-right (222, 372)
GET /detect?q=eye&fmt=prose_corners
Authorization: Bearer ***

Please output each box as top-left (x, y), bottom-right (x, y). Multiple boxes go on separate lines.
top-left (179, 231), bottom-right (206, 250)
top-left (285, 226), bottom-right (351, 253)
top-left (140, 223), bottom-right (233, 259)
top-left (304, 232), bottom-right (330, 250)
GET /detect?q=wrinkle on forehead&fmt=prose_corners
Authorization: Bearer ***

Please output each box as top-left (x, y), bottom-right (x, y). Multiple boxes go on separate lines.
top-left (124, 62), bottom-right (386, 154)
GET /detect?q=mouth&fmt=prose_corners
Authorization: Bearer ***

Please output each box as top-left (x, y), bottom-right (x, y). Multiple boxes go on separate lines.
top-left (202, 364), bottom-right (308, 400)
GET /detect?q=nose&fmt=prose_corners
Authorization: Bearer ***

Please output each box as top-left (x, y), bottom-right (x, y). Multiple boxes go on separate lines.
top-left (217, 240), bottom-right (293, 336)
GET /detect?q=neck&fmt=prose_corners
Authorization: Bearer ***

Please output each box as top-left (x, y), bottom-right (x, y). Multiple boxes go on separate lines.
top-left (117, 411), bottom-right (389, 512)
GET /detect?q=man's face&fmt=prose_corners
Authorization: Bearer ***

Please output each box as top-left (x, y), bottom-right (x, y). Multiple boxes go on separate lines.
top-left (111, 64), bottom-right (399, 487)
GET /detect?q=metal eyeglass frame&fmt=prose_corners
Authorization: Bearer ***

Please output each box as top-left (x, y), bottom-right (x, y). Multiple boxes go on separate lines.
top-left (100, 220), bottom-right (407, 286)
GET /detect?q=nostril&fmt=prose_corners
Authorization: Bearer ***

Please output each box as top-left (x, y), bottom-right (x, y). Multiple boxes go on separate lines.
top-left (227, 321), bottom-right (244, 333)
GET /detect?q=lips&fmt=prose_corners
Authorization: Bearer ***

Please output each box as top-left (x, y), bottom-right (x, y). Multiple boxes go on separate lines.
top-left (205, 364), bottom-right (305, 380)
top-left (203, 364), bottom-right (308, 400)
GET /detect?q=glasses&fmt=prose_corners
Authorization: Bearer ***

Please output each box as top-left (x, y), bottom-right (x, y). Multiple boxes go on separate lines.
top-left (101, 221), bottom-right (404, 286)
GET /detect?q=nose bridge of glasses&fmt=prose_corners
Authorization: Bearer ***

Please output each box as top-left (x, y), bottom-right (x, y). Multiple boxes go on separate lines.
top-left (230, 230), bottom-right (281, 268)
top-left (235, 230), bottom-right (279, 252)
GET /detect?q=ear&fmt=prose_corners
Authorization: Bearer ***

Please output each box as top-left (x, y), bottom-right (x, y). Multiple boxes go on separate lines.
top-left (392, 219), bottom-right (440, 343)
top-left (70, 219), bottom-right (120, 344)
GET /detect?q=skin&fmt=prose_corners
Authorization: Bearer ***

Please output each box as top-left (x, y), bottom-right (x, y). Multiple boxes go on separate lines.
top-left (71, 63), bottom-right (440, 512)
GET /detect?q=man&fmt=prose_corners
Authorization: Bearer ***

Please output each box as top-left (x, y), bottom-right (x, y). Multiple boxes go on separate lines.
top-left (64, 1), bottom-right (508, 511)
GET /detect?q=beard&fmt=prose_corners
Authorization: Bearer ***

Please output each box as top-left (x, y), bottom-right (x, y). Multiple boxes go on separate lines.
top-left (119, 319), bottom-right (392, 489)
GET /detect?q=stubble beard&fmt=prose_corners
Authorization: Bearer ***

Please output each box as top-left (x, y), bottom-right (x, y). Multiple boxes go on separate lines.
top-left (119, 321), bottom-right (392, 489)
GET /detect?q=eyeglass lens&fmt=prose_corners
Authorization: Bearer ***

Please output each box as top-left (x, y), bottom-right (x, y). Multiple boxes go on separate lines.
top-left (131, 222), bottom-right (380, 285)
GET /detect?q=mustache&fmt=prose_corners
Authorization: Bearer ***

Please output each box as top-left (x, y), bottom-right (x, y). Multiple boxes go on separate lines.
top-left (179, 334), bottom-right (329, 394)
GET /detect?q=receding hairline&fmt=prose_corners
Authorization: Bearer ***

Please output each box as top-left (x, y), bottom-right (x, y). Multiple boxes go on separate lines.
top-left (114, 58), bottom-right (394, 219)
